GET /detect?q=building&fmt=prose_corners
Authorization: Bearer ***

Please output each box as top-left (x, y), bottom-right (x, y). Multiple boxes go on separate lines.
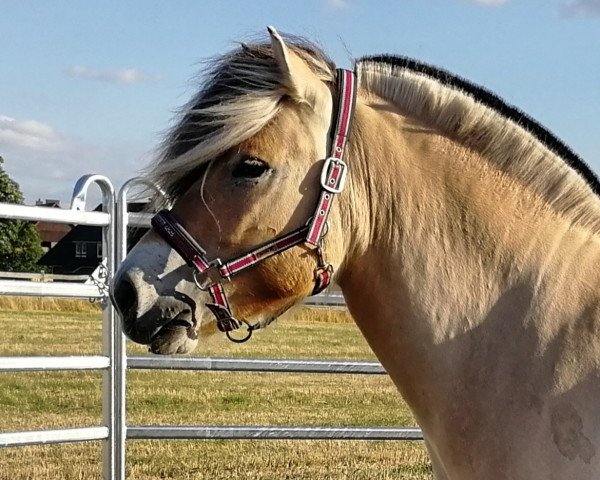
top-left (34, 199), bottom-right (72, 251)
top-left (37, 203), bottom-right (147, 275)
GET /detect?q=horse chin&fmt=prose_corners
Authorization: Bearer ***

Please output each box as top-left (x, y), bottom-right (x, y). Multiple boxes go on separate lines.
top-left (149, 312), bottom-right (199, 355)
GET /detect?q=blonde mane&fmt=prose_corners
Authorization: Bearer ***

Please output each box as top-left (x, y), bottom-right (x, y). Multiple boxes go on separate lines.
top-left (148, 38), bottom-right (334, 199)
top-left (356, 57), bottom-right (600, 232)
top-left (148, 38), bottom-right (600, 232)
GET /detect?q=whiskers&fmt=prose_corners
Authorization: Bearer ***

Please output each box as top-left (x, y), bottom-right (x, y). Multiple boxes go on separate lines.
top-left (200, 158), bottom-right (222, 238)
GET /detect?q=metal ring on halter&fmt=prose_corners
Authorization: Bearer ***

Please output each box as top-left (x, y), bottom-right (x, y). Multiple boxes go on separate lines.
top-left (192, 261), bottom-right (226, 291)
top-left (225, 319), bottom-right (255, 343)
top-left (192, 269), bottom-right (210, 291)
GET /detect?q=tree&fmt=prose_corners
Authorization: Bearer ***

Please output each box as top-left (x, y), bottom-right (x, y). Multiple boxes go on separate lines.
top-left (0, 156), bottom-right (44, 272)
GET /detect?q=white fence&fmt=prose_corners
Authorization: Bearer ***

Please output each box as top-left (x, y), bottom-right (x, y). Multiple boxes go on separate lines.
top-left (0, 175), bottom-right (422, 479)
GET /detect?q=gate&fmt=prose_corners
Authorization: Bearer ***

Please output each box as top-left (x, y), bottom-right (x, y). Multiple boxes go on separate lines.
top-left (0, 175), bottom-right (422, 479)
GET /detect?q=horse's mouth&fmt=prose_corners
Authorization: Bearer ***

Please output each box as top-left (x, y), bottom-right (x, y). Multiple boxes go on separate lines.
top-left (149, 310), bottom-right (198, 355)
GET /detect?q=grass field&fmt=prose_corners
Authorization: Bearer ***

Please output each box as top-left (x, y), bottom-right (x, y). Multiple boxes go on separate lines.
top-left (0, 303), bottom-right (432, 480)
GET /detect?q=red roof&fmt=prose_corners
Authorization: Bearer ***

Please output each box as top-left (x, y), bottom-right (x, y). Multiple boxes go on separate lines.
top-left (35, 221), bottom-right (72, 243)
top-left (33, 200), bottom-right (72, 243)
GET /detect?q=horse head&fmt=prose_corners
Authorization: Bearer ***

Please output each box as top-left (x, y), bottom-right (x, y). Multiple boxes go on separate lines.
top-left (111, 28), bottom-right (350, 353)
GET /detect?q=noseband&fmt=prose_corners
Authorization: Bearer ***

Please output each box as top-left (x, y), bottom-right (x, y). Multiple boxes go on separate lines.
top-left (151, 69), bottom-right (356, 342)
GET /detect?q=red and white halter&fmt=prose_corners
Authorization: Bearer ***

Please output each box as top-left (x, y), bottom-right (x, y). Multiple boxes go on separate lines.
top-left (151, 69), bottom-right (357, 342)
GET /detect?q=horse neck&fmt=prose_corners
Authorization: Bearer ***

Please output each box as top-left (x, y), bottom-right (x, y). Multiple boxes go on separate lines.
top-left (335, 91), bottom-right (600, 413)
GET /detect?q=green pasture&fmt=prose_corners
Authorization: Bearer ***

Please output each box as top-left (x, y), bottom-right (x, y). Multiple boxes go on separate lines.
top-left (0, 306), bottom-right (432, 479)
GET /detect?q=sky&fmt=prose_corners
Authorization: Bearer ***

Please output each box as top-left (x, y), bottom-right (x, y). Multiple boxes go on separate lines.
top-left (0, 0), bottom-right (599, 205)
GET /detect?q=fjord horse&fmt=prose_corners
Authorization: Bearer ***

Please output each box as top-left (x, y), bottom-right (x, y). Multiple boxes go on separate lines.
top-left (112, 28), bottom-right (600, 479)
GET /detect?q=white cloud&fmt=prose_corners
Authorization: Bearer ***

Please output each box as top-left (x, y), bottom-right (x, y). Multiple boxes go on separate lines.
top-left (326, 0), bottom-right (349, 10)
top-left (0, 115), bottom-right (65, 151)
top-left (469, 0), bottom-right (508, 5)
top-left (65, 65), bottom-right (161, 85)
top-left (561, 0), bottom-right (600, 16)
top-left (0, 114), bottom-right (143, 204)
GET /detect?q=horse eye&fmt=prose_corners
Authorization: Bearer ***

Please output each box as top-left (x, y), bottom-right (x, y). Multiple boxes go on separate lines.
top-left (232, 156), bottom-right (271, 179)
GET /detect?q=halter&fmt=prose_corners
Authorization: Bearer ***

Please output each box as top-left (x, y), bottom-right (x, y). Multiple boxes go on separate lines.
top-left (151, 69), bottom-right (356, 343)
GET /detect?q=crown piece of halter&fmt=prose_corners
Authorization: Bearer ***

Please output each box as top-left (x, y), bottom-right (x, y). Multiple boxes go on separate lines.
top-left (151, 68), bottom-right (357, 343)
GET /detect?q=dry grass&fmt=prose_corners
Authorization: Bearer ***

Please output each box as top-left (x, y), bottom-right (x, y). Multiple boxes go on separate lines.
top-left (291, 306), bottom-right (354, 324)
top-left (1, 441), bottom-right (432, 480)
top-left (0, 305), bottom-right (432, 480)
top-left (0, 296), bottom-right (100, 313)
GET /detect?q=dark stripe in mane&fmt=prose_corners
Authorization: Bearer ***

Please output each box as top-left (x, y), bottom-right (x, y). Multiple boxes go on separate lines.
top-left (359, 55), bottom-right (600, 197)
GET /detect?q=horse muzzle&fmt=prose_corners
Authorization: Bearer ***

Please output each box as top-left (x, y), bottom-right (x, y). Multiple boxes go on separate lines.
top-left (110, 274), bottom-right (197, 352)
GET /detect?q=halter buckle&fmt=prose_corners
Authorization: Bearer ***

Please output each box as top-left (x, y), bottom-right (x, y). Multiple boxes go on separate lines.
top-left (312, 263), bottom-right (334, 296)
top-left (193, 259), bottom-right (227, 290)
top-left (320, 157), bottom-right (348, 194)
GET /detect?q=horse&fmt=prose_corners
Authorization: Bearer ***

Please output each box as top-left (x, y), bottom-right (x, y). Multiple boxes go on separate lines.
top-left (111, 27), bottom-right (600, 479)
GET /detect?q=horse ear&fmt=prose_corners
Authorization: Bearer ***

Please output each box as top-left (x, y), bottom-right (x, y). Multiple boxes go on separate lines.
top-left (267, 26), bottom-right (330, 112)
top-left (268, 26), bottom-right (293, 78)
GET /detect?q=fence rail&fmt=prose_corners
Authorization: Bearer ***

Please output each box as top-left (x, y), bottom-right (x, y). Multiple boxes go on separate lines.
top-left (0, 271), bottom-right (91, 282)
top-left (0, 279), bottom-right (104, 298)
top-left (0, 355), bottom-right (110, 372)
top-left (0, 202), bottom-right (109, 226)
top-left (127, 426), bottom-right (423, 441)
top-left (0, 427), bottom-right (109, 448)
top-left (128, 355), bottom-right (387, 374)
top-left (0, 175), bottom-right (422, 480)
top-left (305, 291), bottom-right (345, 307)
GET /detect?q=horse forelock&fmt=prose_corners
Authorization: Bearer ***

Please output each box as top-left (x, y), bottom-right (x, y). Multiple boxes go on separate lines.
top-left (147, 36), bottom-right (335, 202)
top-left (355, 56), bottom-right (600, 232)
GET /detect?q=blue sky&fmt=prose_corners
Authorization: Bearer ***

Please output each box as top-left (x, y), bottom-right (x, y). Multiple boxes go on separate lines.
top-left (0, 0), bottom-right (598, 204)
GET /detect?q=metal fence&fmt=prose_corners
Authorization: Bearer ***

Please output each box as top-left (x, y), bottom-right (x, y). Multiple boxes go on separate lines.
top-left (0, 175), bottom-right (422, 479)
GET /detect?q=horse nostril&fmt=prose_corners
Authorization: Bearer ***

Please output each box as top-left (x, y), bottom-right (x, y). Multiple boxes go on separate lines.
top-left (111, 277), bottom-right (138, 323)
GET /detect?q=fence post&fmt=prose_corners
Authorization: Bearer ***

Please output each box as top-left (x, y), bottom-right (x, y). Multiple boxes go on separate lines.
top-left (114, 178), bottom-right (166, 478)
top-left (70, 175), bottom-right (124, 480)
